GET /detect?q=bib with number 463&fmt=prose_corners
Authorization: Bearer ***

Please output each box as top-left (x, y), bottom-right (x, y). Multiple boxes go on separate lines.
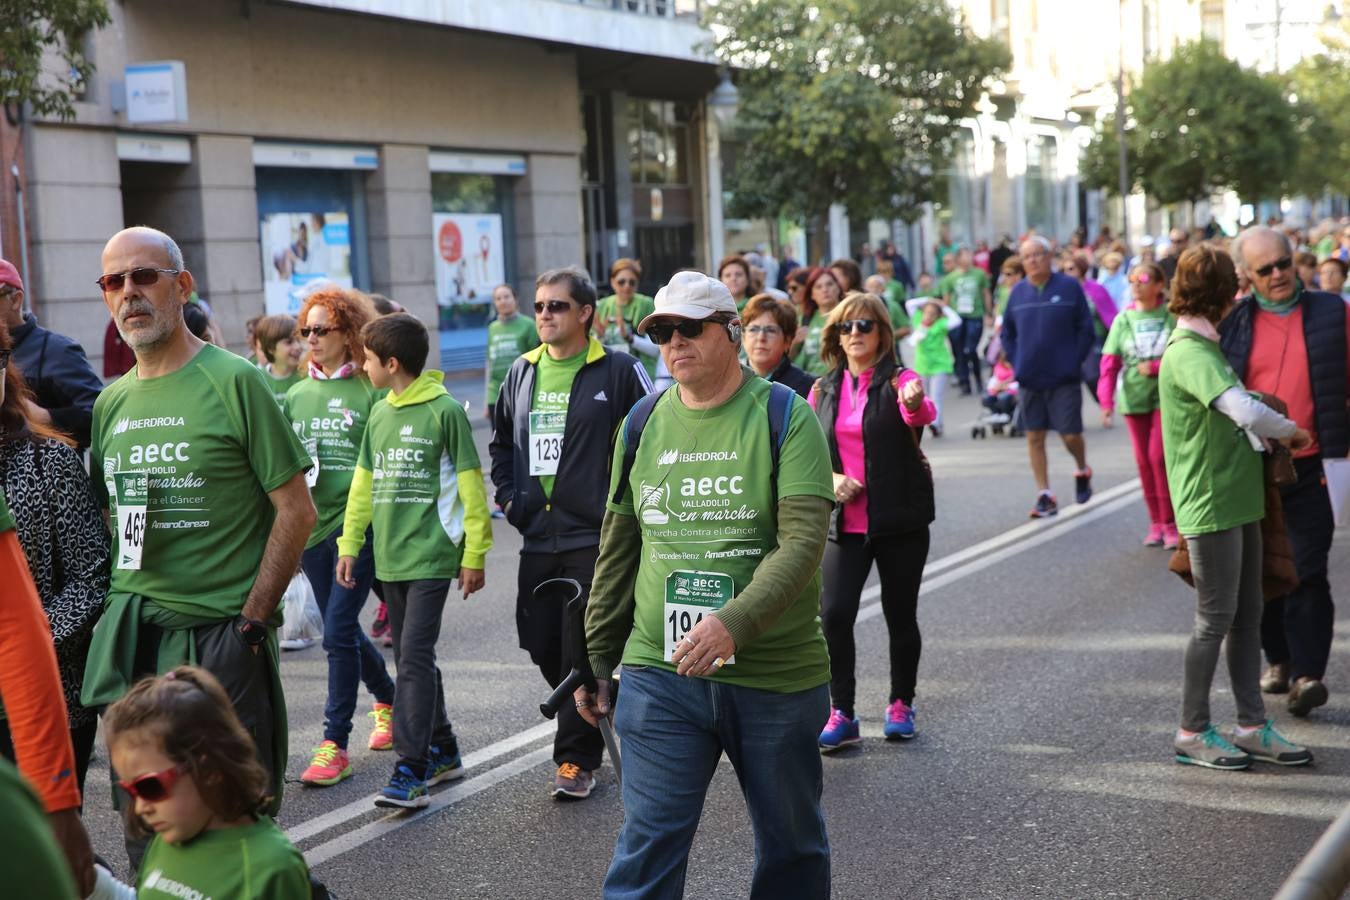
top-left (114, 471), bottom-right (149, 570)
top-left (664, 570), bottom-right (735, 665)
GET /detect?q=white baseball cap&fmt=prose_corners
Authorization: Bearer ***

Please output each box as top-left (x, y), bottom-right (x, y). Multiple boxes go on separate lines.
top-left (637, 271), bottom-right (738, 335)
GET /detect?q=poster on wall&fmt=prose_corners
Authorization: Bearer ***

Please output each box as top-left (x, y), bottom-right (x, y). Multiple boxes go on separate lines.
top-left (433, 213), bottom-right (505, 308)
top-left (260, 212), bottom-right (353, 315)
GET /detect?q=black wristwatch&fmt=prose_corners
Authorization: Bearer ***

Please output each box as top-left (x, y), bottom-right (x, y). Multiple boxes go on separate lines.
top-left (235, 615), bottom-right (269, 647)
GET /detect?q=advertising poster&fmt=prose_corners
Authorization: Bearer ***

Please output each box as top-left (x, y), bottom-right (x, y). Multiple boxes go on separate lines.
top-left (433, 213), bottom-right (505, 307)
top-left (260, 212), bottom-right (352, 315)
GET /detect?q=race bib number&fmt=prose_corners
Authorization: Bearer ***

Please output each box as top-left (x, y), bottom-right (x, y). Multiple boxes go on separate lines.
top-left (528, 410), bottom-right (566, 477)
top-left (114, 471), bottom-right (149, 570)
top-left (664, 570), bottom-right (735, 665)
top-left (303, 436), bottom-right (320, 488)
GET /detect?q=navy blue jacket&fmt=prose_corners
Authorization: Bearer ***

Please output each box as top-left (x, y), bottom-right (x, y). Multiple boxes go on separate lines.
top-left (10, 313), bottom-right (104, 449)
top-left (1001, 273), bottom-right (1094, 390)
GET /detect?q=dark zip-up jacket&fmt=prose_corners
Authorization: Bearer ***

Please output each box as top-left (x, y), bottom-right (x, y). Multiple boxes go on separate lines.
top-left (766, 355), bottom-right (816, 398)
top-left (1218, 291), bottom-right (1349, 459)
top-left (11, 313), bottom-right (104, 449)
top-left (490, 337), bottom-right (651, 553)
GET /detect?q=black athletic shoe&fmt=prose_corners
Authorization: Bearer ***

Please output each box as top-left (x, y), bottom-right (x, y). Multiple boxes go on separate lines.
top-left (1074, 468), bottom-right (1093, 504)
top-left (1030, 492), bottom-right (1058, 518)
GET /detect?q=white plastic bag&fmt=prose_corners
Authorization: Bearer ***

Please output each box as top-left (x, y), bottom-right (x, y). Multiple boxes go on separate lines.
top-left (279, 571), bottom-right (323, 650)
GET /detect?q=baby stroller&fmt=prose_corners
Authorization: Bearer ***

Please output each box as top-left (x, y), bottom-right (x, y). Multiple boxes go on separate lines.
top-left (971, 331), bottom-right (1022, 439)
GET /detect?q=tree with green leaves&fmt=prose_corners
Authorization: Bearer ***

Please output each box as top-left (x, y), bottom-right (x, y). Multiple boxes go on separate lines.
top-left (711, 0), bottom-right (1009, 258)
top-left (2, 0), bottom-right (111, 121)
top-left (1287, 52), bottom-right (1350, 199)
top-left (1082, 40), bottom-right (1298, 209)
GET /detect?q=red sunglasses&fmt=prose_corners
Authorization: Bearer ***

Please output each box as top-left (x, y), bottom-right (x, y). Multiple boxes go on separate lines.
top-left (118, 763), bottom-right (188, 802)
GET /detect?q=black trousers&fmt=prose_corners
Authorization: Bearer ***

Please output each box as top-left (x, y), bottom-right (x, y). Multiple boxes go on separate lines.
top-left (517, 547), bottom-right (605, 771)
top-left (820, 528), bottom-right (930, 716)
top-left (1262, 456), bottom-right (1336, 681)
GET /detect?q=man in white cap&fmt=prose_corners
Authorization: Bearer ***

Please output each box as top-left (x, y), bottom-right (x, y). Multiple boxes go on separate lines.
top-left (575, 270), bottom-right (836, 898)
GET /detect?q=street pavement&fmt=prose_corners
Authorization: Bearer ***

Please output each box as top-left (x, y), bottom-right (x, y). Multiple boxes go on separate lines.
top-left (79, 378), bottom-right (1350, 899)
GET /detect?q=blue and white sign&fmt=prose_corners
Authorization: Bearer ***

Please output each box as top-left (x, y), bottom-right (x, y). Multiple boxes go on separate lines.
top-left (125, 62), bottom-right (188, 124)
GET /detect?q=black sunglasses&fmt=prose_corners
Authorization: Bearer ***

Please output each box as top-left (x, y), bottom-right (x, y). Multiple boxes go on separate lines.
top-left (647, 318), bottom-right (717, 345)
top-left (614, 278), bottom-right (637, 287)
top-left (298, 326), bottom-right (342, 338)
top-left (1254, 257), bottom-right (1293, 278)
top-left (837, 319), bottom-right (877, 335)
top-left (96, 267), bottom-right (180, 293)
top-left (534, 300), bottom-right (575, 315)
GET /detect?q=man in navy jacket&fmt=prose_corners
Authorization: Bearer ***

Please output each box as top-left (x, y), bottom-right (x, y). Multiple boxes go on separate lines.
top-left (1001, 237), bottom-right (1096, 518)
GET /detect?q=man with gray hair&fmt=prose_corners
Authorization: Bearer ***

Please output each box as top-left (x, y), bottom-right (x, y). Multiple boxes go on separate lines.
top-left (81, 226), bottom-right (315, 863)
top-left (1219, 225), bottom-right (1349, 717)
top-left (1002, 236), bottom-right (1096, 518)
top-left (490, 265), bottom-right (650, 800)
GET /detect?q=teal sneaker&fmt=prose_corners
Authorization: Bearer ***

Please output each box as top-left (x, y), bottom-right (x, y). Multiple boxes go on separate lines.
top-left (427, 744), bottom-right (465, 786)
top-left (375, 764), bottom-right (430, 809)
top-left (1227, 721), bottom-right (1313, 766)
top-left (1174, 725), bottom-right (1251, 770)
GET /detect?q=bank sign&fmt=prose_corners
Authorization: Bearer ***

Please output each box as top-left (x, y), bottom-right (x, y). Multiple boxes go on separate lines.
top-left (125, 62), bottom-right (188, 124)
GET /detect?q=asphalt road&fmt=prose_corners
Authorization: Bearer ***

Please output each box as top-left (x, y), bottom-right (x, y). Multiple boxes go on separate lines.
top-left (79, 379), bottom-right (1350, 899)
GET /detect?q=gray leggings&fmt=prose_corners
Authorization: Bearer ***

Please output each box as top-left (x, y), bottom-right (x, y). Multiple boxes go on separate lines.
top-left (1181, 520), bottom-right (1267, 732)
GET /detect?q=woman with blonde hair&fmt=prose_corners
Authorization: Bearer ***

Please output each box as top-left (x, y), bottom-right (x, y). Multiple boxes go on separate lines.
top-left (809, 292), bottom-right (938, 750)
top-left (283, 288), bottom-right (398, 787)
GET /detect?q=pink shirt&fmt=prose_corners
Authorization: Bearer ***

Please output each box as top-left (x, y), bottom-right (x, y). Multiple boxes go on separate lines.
top-left (810, 367), bottom-right (936, 534)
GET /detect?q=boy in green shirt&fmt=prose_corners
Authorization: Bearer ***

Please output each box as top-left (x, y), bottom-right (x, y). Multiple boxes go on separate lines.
top-left (252, 314), bottom-right (303, 408)
top-left (336, 313), bottom-right (493, 809)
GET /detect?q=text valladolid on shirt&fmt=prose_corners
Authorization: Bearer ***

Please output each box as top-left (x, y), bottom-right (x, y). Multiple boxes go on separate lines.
top-left (283, 374), bottom-right (386, 547)
top-left (338, 371), bottom-right (490, 581)
top-left (532, 346), bottom-right (588, 498)
top-left (90, 344), bottom-right (311, 616)
top-left (1103, 306), bottom-right (1173, 415)
top-left (137, 817), bottom-right (310, 900)
top-left (1159, 329), bottom-right (1265, 535)
top-left (486, 314), bottom-right (538, 408)
top-left (608, 375), bottom-right (834, 693)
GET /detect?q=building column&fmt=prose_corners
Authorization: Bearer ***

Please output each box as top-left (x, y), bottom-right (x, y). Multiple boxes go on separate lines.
top-left (366, 144), bottom-right (435, 343)
top-left (184, 136), bottom-right (260, 350)
top-left (22, 124), bottom-right (122, 369)
top-left (514, 153), bottom-right (584, 291)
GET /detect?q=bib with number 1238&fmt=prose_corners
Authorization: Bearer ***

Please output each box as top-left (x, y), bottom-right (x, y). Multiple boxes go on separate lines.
top-left (528, 410), bottom-right (566, 476)
top-left (114, 471), bottom-right (149, 570)
top-left (664, 570), bottom-right (735, 664)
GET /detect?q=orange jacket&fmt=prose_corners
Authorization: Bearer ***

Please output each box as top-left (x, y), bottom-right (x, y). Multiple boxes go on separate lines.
top-left (0, 526), bottom-right (80, 812)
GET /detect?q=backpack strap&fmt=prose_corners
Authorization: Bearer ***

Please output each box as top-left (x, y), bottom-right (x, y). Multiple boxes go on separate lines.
top-left (611, 387), bottom-right (667, 505)
top-left (766, 381), bottom-right (794, 496)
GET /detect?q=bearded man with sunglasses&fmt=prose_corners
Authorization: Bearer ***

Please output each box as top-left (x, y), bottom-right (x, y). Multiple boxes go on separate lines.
top-left (490, 265), bottom-right (651, 801)
top-left (81, 227), bottom-right (315, 865)
top-left (576, 271), bottom-right (835, 898)
top-left (1219, 226), bottom-right (1350, 718)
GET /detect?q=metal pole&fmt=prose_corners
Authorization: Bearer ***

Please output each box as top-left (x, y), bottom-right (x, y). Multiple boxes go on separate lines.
top-left (12, 164), bottom-right (30, 315)
top-left (1272, 802), bottom-right (1350, 900)
top-left (1116, 0), bottom-right (1130, 242)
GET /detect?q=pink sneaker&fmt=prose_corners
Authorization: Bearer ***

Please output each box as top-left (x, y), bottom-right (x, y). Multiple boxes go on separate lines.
top-left (368, 703), bottom-right (393, 751)
top-left (301, 740), bottom-right (352, 786)
top-left (1162, 523), bottom-right (1180, 550)
top-left (1144, 524), bottom-right (1165, 547)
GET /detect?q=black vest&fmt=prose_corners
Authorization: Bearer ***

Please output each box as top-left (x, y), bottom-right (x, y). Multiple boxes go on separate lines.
top-left (1218, 291), bottom-right (1349, 459)
top-left (814, 359), bottom-right (934, 538)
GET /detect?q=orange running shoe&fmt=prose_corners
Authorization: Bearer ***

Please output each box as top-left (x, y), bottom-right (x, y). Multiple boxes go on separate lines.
top-left (301, 740), bottom-right (352, 786)
top-left (368, 703), bottom-right (394, 751)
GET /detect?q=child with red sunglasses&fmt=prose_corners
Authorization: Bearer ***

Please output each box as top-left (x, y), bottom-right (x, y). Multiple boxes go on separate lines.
top-left (101, 666), bottom-right (311, 898)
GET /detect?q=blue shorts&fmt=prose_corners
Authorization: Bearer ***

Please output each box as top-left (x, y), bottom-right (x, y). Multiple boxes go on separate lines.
top-left (1020, 383), bottom-right (1083, 434)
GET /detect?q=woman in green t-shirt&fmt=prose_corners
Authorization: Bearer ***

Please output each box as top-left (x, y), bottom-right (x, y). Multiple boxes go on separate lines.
top-left (287, 289), bottom-right (398, 787)
top-left (717, 254), bottom-right (754, 313)
top-left (1159, 246), bottom-right (1313, 772)
top-left (1097, 262), bottom-right (1177, 548)
top-left (594, 258), bottom-right (658, 377)
top-left (793, 267), bottom-right (843, 377)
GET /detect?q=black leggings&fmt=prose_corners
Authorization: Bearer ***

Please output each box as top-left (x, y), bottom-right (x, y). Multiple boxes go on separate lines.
top-left (820, 528), bottom-right (930, 716)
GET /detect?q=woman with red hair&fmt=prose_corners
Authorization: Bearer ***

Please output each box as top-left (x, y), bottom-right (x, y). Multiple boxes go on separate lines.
top-left (283, 289), bottom-right (397, 787)
top-left (793, 267), bottom-right (844, 377)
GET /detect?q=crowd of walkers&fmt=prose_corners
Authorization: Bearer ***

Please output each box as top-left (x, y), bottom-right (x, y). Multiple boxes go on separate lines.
top-left (0, 211), bottom-right (1346, 898)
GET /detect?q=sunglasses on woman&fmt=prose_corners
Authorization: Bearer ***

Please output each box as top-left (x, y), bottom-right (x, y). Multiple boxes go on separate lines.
top-left (118, 763), bottom-right (189, 802)
top-left (837, 319), bottom-right (876, 335)
top-left (1254, 257), bottom-right (1293, 278)
top-left (95, 267), bottom-right (180, 293)
top-left (614, 279), bottom-right (637, 288)
top-left (647, 318), bottom-right (717, 345)
top-left (298, 325), bottom-right (342, 338)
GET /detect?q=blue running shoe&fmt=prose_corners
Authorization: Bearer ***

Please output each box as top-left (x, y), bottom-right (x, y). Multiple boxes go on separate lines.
top-left (884, 699), bottom-right (916, 740)
top-left (819, 708), bottom-right (861, 752)
top-left (375, 764), bottom-right (430, 809)
top-left (427, 744), bottom-right (465, 786)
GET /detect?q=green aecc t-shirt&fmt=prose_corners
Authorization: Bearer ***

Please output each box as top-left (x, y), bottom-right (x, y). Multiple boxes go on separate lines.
top-left (533, 346), bottom-right (588, 498)
top-left (486, 314), bottom-right (538, 408)
top-left (137, 817), bottom-right (310, 900)
top-left (1159, 329), bottom-right (1265, 536)
top-left (795, 314), bottom-right (830, 377)
top-left (1102, 306), bottom-right (1173, 415)
top-left (608, 374), bottom-right (834, 693)
top-left (596, 293), bottom-right (657, 378)
top-left (90, 344), bottom-right (311, 617)
top-left (284, 374), bottom-right (386, 547)
top-left (941, 268), bottom-right (990, 317)
top-left (260, 367), bottom-right (303, 409)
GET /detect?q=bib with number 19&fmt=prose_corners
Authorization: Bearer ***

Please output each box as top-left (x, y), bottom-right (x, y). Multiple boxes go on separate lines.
top-left (528, 410), bottom-right (567, 477)
top-left (664, 570), bottom-right (735, 665)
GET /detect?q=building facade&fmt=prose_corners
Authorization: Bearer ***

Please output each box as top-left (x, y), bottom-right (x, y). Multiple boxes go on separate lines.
top-left (8, 0), bottom-right (721, 370)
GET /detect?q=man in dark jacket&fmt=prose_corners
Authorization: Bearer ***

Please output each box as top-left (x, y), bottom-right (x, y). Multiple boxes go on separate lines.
top-left (1220, 226), bottom-right (1348, 718)
top-left (490, 265), bottom-right (651, 800)
top-left (1001, 237), bottom-right (1096, 519)
top-left (1, 260), bottom-right (103, 449)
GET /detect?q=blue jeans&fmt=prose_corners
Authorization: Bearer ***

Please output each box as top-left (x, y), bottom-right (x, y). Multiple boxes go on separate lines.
top-left (300, 529), bottom-right (396, 748)
top-left (950, 316), bottom-right (984, 392)
top-left (604, 666), bottom-right (831, 900)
